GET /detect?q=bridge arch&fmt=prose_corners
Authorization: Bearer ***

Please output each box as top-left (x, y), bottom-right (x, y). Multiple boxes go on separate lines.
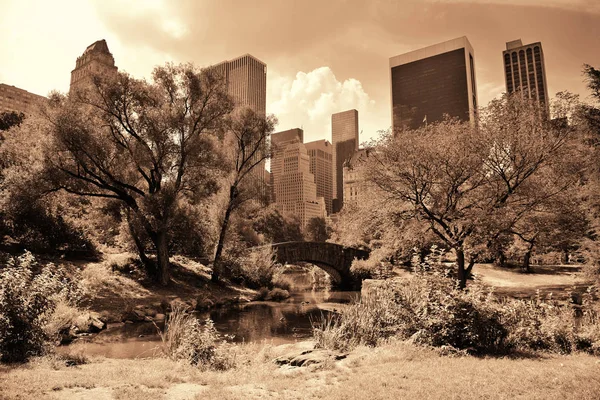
top-left (267, 241), bottom-right (370, 290)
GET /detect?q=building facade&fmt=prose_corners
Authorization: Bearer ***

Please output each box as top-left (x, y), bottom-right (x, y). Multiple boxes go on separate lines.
top-left (213, 54), bottom-right (267, 116)
top-left (214, 54), bottom-right (268, 201)
top-left (343, 148), bottom-right (373, 208)
top-left (305, 139), bottom-right (333, 215)
top-left (70, 39), bottom-right (118, 94)
top-left (274, 141), bottom-right (326, 228)
top-left (389, 36), bottom-right (478, 131)
top-left (502, 39), bottom-right (550, 114)
top-left (270, 128), bottom-right (304, 203)
top-left (0, 84), bottom-right (46, 115)
top-left (332, 109), bottom-right (359, 213)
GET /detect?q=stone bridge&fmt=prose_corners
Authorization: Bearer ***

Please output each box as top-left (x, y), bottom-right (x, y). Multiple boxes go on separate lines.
top-left (266, 241), bottom-right (370, 290)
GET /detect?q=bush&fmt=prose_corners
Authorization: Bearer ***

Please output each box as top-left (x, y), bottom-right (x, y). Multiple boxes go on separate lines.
top-left (158, 305), bottom-right (235, 370)
top-left (314, 270), bottom-right (507, 354)
top-left (266, 288), bottom-right (290, 302)
top-left (501, 288), bottom-right (600, 355)
top-left (272, 273), bottom-right (294, 291)
top-left (232, 247), bottom-right (281, 289)
top-left (0, 252), bottom-right (82, 362)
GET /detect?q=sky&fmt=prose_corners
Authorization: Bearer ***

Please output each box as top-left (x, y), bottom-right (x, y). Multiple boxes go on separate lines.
top-left (1, 0), bottom-right (599, 145)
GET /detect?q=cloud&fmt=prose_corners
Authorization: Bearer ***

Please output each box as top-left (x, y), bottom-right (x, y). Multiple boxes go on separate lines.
top-left (267, 67), bottom-right (377, 143)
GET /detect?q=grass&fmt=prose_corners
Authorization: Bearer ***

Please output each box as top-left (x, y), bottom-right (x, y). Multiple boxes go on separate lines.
top-left (474, 263), bottom-right (590, 299)
top-left (75, 252), bottom-right (256, 322)
top-left (1, 341), bottom-right (599, 399)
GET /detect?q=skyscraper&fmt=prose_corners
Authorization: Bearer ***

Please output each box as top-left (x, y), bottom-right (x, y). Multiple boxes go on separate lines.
top-left (305, 139), bottom-right (333, 215)
top-left (0, 84), bottom-right (46, 115)
top-left (213, 54), bottom-right (267, 116)
top-left (332, 109), bottom-right (359, 213)
top-left (214, 54), bottom-right (268, 201)
top-left (270, 128), bottom-right (304, 203)
top-left (70, 39), bottom-right (118, 93)
top-left (343, 148), bottom-right (373, 209)
top-left (274, 141), bottom-right (326, 228)
top-left (389, 36), bottom-right (478, 131)
top-left (503, 39), bottom-right (549, 113)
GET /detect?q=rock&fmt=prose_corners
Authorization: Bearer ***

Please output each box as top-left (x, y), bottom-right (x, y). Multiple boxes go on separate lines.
top-left (154, 313), bottom-right (166, 321)
top-left (73, 312), bottom-right (106, 334)
top-left (196, 297), bottom-right (215, 311)
top-left (169, 298), bottom-right (190, 312)
top-left (121, 309), bottom-right (147, 322)
top-left (274, 349), bottom-right (347, 367)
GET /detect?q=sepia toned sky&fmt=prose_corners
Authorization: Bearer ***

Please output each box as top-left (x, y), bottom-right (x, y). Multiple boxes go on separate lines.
top-left (1, 0), bottom-right (599, 144)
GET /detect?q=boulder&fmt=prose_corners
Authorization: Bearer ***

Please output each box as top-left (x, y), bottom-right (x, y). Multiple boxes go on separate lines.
top-left (73, 312), bottom-right (107, 334)
top-left (121, 308), bottom-right (147, 322)
top-left (274, 349), bottom-right (347, 367)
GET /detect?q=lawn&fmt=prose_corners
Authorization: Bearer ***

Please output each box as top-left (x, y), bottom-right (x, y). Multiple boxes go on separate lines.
top-left (1, 341), bottom-right (599, 399)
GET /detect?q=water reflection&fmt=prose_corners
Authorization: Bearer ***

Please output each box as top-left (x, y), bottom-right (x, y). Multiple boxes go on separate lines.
top-left (61, 268), bottom-right (359, 358)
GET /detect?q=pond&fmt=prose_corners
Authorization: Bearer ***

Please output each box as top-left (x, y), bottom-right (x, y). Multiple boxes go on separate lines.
top-left (61, 269), bottom-right (360, 359)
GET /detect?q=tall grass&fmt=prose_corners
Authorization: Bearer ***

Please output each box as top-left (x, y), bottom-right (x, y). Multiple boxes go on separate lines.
top-left (157, 305), bottom-right (235, 370)
top-left (313, 270), bottom-right (600, 356)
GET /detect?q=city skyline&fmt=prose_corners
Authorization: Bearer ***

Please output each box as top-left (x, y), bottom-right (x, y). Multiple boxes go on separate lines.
top-left (1, 0), bottom-right (598, 145)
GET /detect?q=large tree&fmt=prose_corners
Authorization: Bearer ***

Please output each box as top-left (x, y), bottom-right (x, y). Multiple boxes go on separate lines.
top-left (43, 63), bottom-right (233, 285)
top-left (212, 108), bottom-right (276, 282)
top-left (367, 94), bottom-right (576, 288)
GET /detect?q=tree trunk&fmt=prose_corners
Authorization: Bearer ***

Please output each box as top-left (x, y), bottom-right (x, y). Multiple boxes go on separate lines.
top-left (562, 249), bottom-right (569, 265)
top-left (212, 185), bottom-right (236, 283)
top-left (465, 257), bottom-right (476, 278)
top-left (126, 210), bottom-right (155, 276)
top-left (154, 231), bottom-right (170, 286)
top-left (523, 249), bottom-right (532, 273)
top-left (456, 247), bottom-right (467, 289)
top-left (494, 251), bottom-right (506, 268)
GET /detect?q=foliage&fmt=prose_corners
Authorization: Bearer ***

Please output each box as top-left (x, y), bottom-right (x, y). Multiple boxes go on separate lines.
top-left (212, 108), bottom-right (277, 281)
top-left (158, 305), bottom-right (234, 370)
top-left (315, 268), bottom-right (506, 354)
top-left (305, 217), bottom-right (331, 242)
top-left (0, 252), bottom-right (82, 362)
top-left (365, 94), bottom-right (581, 287)
top-left (0, 111), bottom-right (24, 132)
top-left (265, 288), bottom-right (290, 301)
top-left (0, 117), bottom-right (95, 254)
top-left (251, 204), bottom-right (304, 244)
top-left (228, 246), bottom-right (281, 289)
top-left (43, 63), bottom-right (234, 284)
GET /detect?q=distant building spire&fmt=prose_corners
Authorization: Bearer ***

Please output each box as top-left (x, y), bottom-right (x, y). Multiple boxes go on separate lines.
top-left (70, 39), bottom-right (118, 94)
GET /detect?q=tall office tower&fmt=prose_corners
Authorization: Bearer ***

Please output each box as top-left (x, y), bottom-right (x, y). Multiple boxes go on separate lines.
top-left (274, 141), bottom-right (326, 228)
top-left (331, 109), bottom-right (359, 213)
top-left (305, 139), bottom-right (333, 215)
top-left (503, 39), bottom-right (550, 114)
top-left (0, 84), bottom-right (46, 115)
top-left (213, 54), bottom-right (267, 115)
top-left (270, 128), bottom-right (304, 202)
top-left (70, 39), bottom-right (118, 93)
top-left (389, 36), bottom-right (478, 131)
top-left (343, 148), bottom-right (373, 208)
top-left (214, 54), bottom-right (268, 201)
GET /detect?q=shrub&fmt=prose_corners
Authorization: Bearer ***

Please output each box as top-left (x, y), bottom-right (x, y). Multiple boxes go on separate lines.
top-left (253, 287), bottom-right (269, 301)
top-left (233, 247), bottom-right (281, 289)
top-left (266, 288), bottom-right (290, 301)
top-left (158, 305), bottom-right (235, 370)
top-left (0, 252), bottom-right (82, 362)
top-left (314, 270), bottom-right (507, 354)
top-left (501, 287), bottom-right (600, 355)
top-left (272, 273), bottom-right (294, 291)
